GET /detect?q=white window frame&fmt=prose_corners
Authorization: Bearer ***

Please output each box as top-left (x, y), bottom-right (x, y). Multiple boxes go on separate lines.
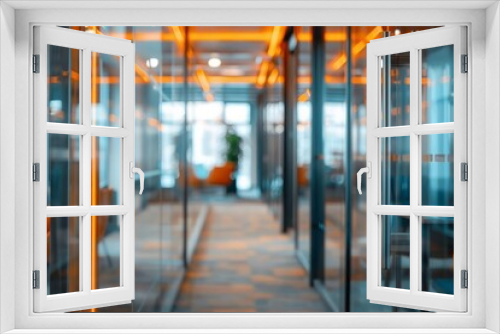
top-left (33, 26), bottom-right (136, 313)
top-left (365, 26), bottom-right (467, 312)
top-left (0, 2), bottom-right (498, 333)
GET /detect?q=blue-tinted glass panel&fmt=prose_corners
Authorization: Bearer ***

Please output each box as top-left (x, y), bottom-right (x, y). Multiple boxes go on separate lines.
top-left (91, 52), bottom-right (121, 127)
top-left (47, 45), bottom-right (80, 124)
top-left (421, 133), bottom-right (454, 206)
top-left (381, 215), bottom-right (410, 290)
top-left (91, 215), bottom-right (120, 290)
top-left (47, 217), bottom-right (80, 295)
top-left (381, 136), bottom-right (410, 205)
top-left (91, 137), bottom-right (121, 206)
top-left (421, 45), bottom-right (454, 124)
top-left (380, 52), bottom-right (410, 127)
top-left (47, 134), bottom-right (80, 206)
top-left (421, 217), bottom-right (454, 295)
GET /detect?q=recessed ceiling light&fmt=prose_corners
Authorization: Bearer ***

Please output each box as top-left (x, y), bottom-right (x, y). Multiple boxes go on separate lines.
top-left (146, 58), bottom-right (159, 69)
top-left (394, 29), bottom-right (401, 36)
top-left (208, 57), bottom-right (221, 68)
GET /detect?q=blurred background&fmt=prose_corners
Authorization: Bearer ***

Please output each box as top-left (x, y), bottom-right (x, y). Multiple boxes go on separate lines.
top-left (46, 25), bottom-right (454, 312)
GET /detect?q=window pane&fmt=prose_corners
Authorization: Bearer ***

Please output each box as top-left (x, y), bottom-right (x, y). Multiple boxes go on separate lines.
top-left (381, 136), bottom-right (410, 205)
top-left (421, 45), bottom-right (454, 124)
top-left (91, 215), bottom-right (121, 290)
top-left (421, 133), bottom-right (454, 206)
top-left (380, 52), bottom-right (410, 127)
top-left (381, 215), bottom-right (410, 290)
top-left (91, 52), bottom-right (121, 127)
top-left (47, 134), bottom-right (80, 206)
top-left (91, 137), bottom-right (121, 206)
top-left (47, 45), bottom-right (80, 123)
top-left (421, 217), bottom-right (454, 295)
top-left (47, 217), bottom-right (80, 295)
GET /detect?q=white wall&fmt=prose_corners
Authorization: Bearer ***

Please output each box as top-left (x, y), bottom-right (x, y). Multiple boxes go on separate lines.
top-left (485, 2), bottom-right (500, 333)
top-left (0, 2), bottom-right (16, 333)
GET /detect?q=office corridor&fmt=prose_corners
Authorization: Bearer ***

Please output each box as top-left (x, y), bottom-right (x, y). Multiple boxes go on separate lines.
top-left (173, 202), bottom-right (329, 312)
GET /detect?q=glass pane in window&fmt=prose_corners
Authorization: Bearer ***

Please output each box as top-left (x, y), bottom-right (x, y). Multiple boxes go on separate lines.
top-left (380, 52), bottom-right (410, 127)
top-left (47, 45), bottom-right (80, 124)
top-left (91, 52), bottom-right (121, 127)
top-left (47, 217), bottom-right (80, 295)
top-left (381, 136), bottom-right (410, 205)
top-left (421, 133), bottom-right (454, 206)
top-left (380, 215), bottom-right (410, 290)
top-left (421, 217), bottom-right (454, 295)
top-left (91, 215), bottom-right (121, 290)
top-left (91, 137), bottom-right (121, 206)
top-left (421, 45), bottom-right (454, 124)
top-left (47, 134), bottom-right (80, 206)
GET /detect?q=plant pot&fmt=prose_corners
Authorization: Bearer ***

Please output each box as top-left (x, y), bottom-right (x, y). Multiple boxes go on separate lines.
top-left (226, 179), bottom-right (237, 194)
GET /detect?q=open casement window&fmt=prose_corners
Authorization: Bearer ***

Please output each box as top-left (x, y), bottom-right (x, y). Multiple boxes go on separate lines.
top-left (362, 26), bottom-right (467, 312)
top-left (33, 26), bottom-right (142, 313)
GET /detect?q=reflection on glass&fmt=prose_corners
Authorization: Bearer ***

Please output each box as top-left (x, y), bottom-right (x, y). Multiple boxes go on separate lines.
top-left (421, 45), bottom-right (454, 124)
top-left (324, 26), bottom-right (347, 307)
top-left (47, 134), bottom-right (80, 206)
top-left (264, 57), bottom-right (285, 222)
top-left (91, 137), bottom-right (121, 206)
top-left (296, 26), bottom-right (312, 264)
top-left (47, 217), bottom-right (80, 295)
top-left (421, 217), bottom-right (454, 295)
top-left (91, 52), bottom-right (121, 127)
top-left (421, 133), bottom-right (454, 206)
top-left (381, 136), bottom-right (410, 205)
top-left (381, 215), bottom-right (410, 290)
top-left (91, 215), bottom-right (120, 290)
top-left (380, 52), bottom-right (410, 127)
top-left (47, 45), bottom-right (80, 123)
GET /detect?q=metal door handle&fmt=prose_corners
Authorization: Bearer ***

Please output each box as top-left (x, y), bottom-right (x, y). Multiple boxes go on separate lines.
top-left (129, 161), bottom-right (144, 195)
top-left (357, 162), bottom-right (371, 195)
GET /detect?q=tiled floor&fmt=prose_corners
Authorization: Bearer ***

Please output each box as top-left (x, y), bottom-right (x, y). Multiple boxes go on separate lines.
top-left (173, 202), bottom-right (330, 312)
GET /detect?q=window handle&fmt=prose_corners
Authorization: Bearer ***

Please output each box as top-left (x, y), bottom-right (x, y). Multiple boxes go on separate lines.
top-left (129, 162), bottom-right (144, 195)
top-left (357, 162), bottom-right (371, 195)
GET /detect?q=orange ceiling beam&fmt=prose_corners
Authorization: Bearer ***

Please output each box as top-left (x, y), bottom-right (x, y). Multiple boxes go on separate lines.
top-left (267, 26), bottom-right (285, 57)
top-left (50, 75), bottom-right (373, 85)
top-left (196, 68), bottom-right (211, 93)
top-left (297, 30), bottom-right (346, 42)
top-left (107, 28), bottom-right (347, 43)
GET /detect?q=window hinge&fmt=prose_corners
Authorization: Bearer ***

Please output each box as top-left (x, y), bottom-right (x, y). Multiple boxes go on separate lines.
top-left (33, 54), bottom-right (40, 73)
top-left (461, 162), bottom-right (468, 181)
top-left (32, 270), bottom-right (40, 289)
top-left (461, 270), bottom-right (468, 289)
top-left (33, 163), bottom-right (40, 182)
top-left (461, 54), bottom-right (468, 73)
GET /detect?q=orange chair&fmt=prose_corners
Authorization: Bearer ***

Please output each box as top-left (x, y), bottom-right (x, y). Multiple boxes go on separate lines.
top-left (205, 162), bottom-right (235, 187)
top-left (297, 165), bottom-right (309, 187)
top-left (178, 164), bottom-right (204, 188)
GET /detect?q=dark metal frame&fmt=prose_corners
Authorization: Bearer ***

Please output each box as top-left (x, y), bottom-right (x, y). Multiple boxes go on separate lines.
top-left (182, 26), bottom-right (189, 268)
top-left (343, 26), bottom-right (353, 312)
top-left (309, 26), bottom-right (326, 286)
top-left (282, 27), bottom-right (298, 234)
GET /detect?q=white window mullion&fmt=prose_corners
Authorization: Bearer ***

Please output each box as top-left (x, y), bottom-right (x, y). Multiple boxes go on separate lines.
top-left (365, 50), bottom-right (378, 300)
top-left (82, 47), bottom-right (92, 295)
top-left (409, 47), bottom-right (419, 295)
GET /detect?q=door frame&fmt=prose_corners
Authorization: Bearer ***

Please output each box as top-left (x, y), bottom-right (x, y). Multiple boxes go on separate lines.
top-left (1, 2), bottom-right (496, 333)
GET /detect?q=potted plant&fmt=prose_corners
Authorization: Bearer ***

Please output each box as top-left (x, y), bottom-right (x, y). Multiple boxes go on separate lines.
top-left (224, 126), bottom-right (243, 194)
